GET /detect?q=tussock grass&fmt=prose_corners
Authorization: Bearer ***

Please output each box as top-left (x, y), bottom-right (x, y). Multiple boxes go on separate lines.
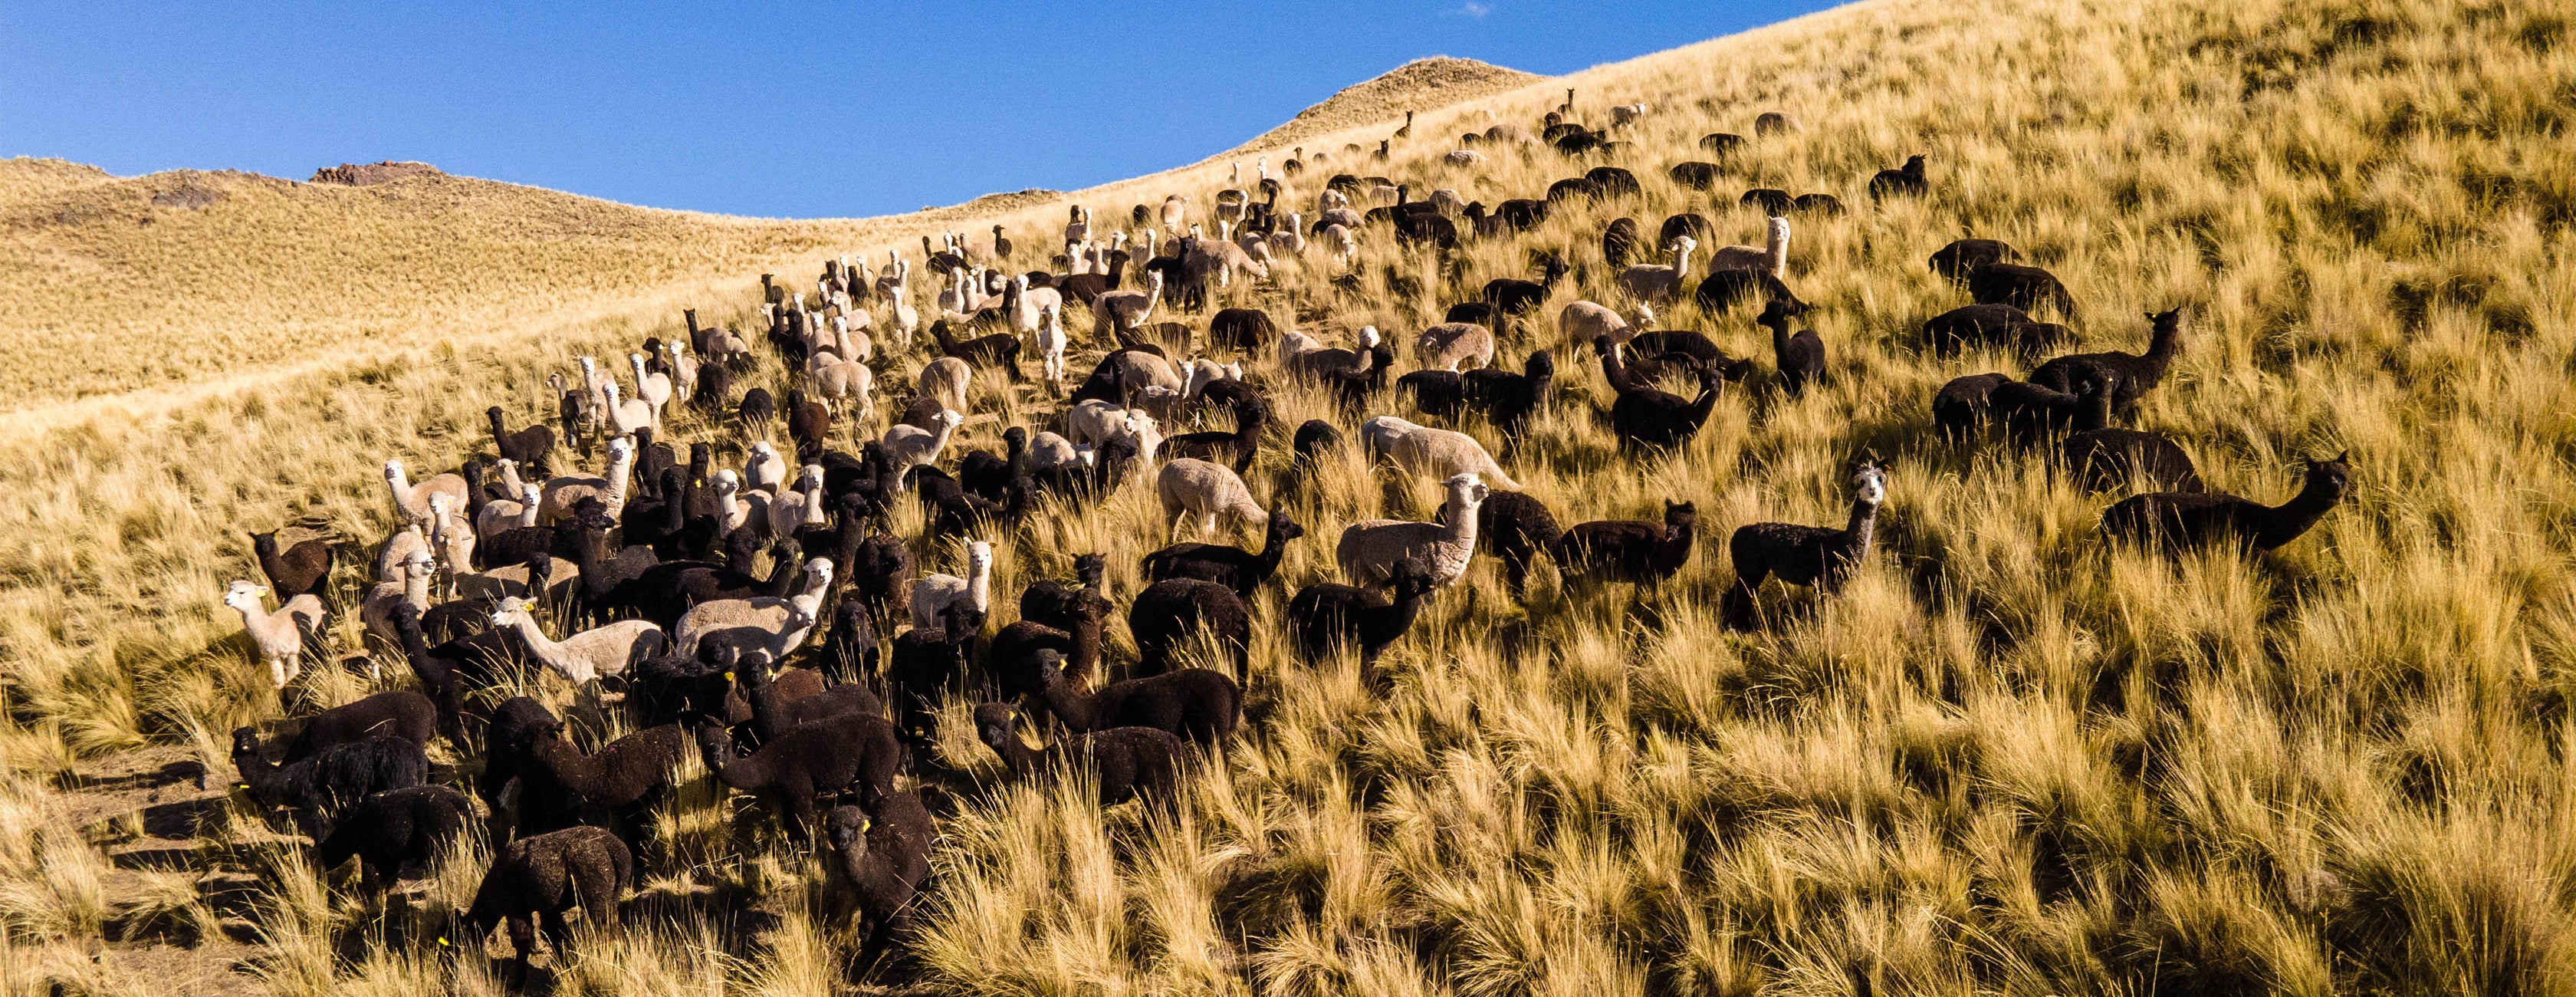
top-left (4, 0), bottom-right (2576, 990)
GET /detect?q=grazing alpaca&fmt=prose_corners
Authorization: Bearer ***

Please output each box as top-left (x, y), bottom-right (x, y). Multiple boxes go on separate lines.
top-left (2060, 380), bottom-right (2203, 492)
top-left (1921, 303), bottom-right (2076, 360)
top-left (1361, 416), bottom-right (1522, 489)
top-left (1930, 372), bottom-right (2013, 442)
top-left (1868, 155), bottom-right (1927, 200)
top-left (974, 702), bottom-right (1185, 806)
top-left (1723, 461), bottom-right (1886, 628)
top-left (1928, 239), bottom-right (2022, 281)
top-left (1707, 216), bottom-right (1789, 278)
top-left (1157, 459), bottom-right (1269, 541)
top-left (1127, 577), bottom-right (1253, 676)
top-left (1970, 262), bottom-right (2084, 321)
top-left (1416, 322), bottom-right (1497, 372)
top-left (2030, 309), bottom-right (2187, 412)
top-left (461, 825), bottom-right (631, 981)
top-left (2101, 455), bottom-right (2349, 552)
top-left (1759, 297), bottom-right (1825, 396)
top-left (1552, 500), bottom-right (1697, 587)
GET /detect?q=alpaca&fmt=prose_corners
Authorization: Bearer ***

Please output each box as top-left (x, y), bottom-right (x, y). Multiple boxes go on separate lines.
top-left (1723, 461), bottom-right (1887, 628)
top-left (1868, 155), bottom-right (1927, 200)
top-left (909, 539), bottom-right (993, 630)
top-left (1361, 416), bottom-right (1522, 489)
top-left (251, 529), bottom-right (335, 601)
top-left (1336, 472), bottom-right (1488, 587)
top-left (1759, 298), bottom-right (1825, 396)
top-left (1415, 322), bottom-right (1496, 372)
top-left (1158, 459), bottom-right (1268, 541)
top-left (488, 597), bottom-right (667, 684)
top-left (1707, 216), bottom-right (1790, 278)
top-left (1602, 340), bottom-right (1726, 452)
top-left (2030, 309), bottom-right (2187, 412)
top-left (225, 580), bottom-right (324, 689)
top-left (2101, 456), bottom-right (2349, 552)
top-left (1552, 500), bottom-right (1697, 587)
top-left (1286, 556), bottom-right (1440, 673)
top-left (383, 459), bottom-right (469, 532)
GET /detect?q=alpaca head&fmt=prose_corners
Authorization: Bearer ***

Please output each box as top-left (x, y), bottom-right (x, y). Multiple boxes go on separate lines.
top-left (2303, 453), bottom-right (2352, 501)
top-left (223, 579), bottom-right (266, 611)
top-left (1665, 501), bottom-right (1697, 530)
top-left (965, 540), bottom-right (994, 574)
top-left (521, 483), bottom-right (542, 506)
top-left (488, 596), bottom-right (537, 629)
top-left (383, 459), bottom-right (406, 482)
top-left (1853, 462), bottom-right (1888, 505)
top-left (715, 469), bottom-right (740, 495)
top-left (826, 805), bottom-right (870, 856)
top-left (607, 435), bottom-right (635, 465)
top-left (751, 440), bottom-right (776, 463)
top-left (1445, 472), bottom-right (1490, 509)
top-left (1270, 508), bottom-right (1307, 542)
top-left (1358, 325), bottom-right (1382, 348)
top-left (935, 409), bottom-right (964, 432)
top-left (974, 702), bottom-right (1020, 753)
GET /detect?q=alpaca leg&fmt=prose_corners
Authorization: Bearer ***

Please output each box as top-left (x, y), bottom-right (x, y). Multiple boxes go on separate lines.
top-left (1720, 577), bottom-right (1763, 631)
top-left (1199, 512), bottom-right (1218, 539)
top-left (508, 914), bottom-right (539, 963)
top-left (270, 657), bottom-right (289, 690)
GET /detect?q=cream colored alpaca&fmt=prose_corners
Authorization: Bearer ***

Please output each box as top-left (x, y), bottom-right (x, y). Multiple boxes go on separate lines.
top-left (225, 580), bottom-right (324, 689)
top-left (1707, 216), bottom-right (1791, 278)
top-left (490, 597), bottom-right (666, 684)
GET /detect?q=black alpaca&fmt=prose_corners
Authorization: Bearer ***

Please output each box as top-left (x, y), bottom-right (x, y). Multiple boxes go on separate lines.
top-left (1019, 553), bottom-right (1108, 631)
top-left (1127, 577), bottom-right (1254, 677)
top-left (1723, 462), bottom-right (1887, 629)
top-left (1694, 267), bottom-right (1803, 316)
top-left (1030, 650), bottom-right (1241, 747)
top-left (1460, 350), bottom-right (1556, 434)
top-left (1162, 394), bottom-right (1269, 475)
top-left (2101, 455), bottom-right (2348, 552)
top-left (886, 602), bottom-right (981, 749)
top-left (1969, 262), bottom-right (2082, 321)
top-left (1552, 500), bottom-right (1696, 587)
top-left (1759, 297), bottom-right (1824, 396)
top-left (281, 690), bottom-right (436, 763)
top-left (1483, 253), bottom-right (1570, 316)
top-left (251, 530), bottom-right (335, 602)
top-left (1930, 373), bottom-right (2013, 443)
top-left (1868, 155), bottom-right (1927, 200)
top-left (1142, 509), bottom-right (1305, 599)
top-left (487, 406), bottom-right (555, 477)
top-left (1602, 337), bottom-right (1725, 452)
top-left (695, 709), bottom-right (905, 834)
top-left (231, 727), bottom-right (429, 839)
top-left (824, 795), bottom-right (936, 972)
top-left (462, 824), bottom-right (631, 984)
top-left (2061, 402), bottom-right (2203, 493)
top-left (1473, 490), bottom-right (1564, 594)
top-left (313, 785), bottom-right (473, 887)
top-left (991, 596), bottom-right (1103, 703)
top-left (2030, 309), bottom-right (2186, 412)
top-left (1286, 557), bottom-right (1440, 673)
top-left (1921, 303), bottom-right (2076, 360)
top-left (931, 320), bottom-right (1024, 380)
top-left (974, 703), bottom-right (1185, 806)
top-left (1927, 239), bottom-right (2022, 281)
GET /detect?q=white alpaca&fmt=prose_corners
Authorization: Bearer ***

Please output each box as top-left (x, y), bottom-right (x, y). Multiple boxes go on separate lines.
top-left (225, 580), bottom-right (324, 689)
top-left (909, 540), bottom-right (994, 630)
top-left (1707, 216), bottom-right (1791, 279)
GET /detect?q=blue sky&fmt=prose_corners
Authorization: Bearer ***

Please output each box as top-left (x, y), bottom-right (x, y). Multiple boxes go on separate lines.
top-left (1, 2), bottom-right (1834, 219)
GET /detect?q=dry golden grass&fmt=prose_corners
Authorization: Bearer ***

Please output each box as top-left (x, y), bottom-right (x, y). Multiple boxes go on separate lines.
top-left (1224, 57), bottom-right (1545, 160)
top-left (7, 0), bottom-right (2576, 991)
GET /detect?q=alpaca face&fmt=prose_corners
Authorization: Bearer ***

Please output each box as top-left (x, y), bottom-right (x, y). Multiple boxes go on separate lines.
top-left (1854, 465), bottom-right (1888, 505)
top-left (224, 580), bottom-right (264, 610)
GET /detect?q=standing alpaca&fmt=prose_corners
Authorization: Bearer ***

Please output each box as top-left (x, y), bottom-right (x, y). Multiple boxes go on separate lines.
top-left (2030, 309), bottom-right (2186, 412)
top-left (1286, 557), bottom-right (1441, 673)
top-left (1707, 216), bottom-right (1790, 278)
top-left (1336, 472), bottom-right (1489, 588)
top-left (225, 580), bottom-right (324, 689)
top-left (1094, 271), bottom-right (1166, 337)
top-left (1602, 339), bottom-right (1726, 452)
top-left (2101, 455), bottom-right (2349, 552)
top-left (1723, 461), bottom-right (1886, 628)
top-left (909, 539), bottom-right (993, 630)
top-left (1415, 322), bottom-right (1496, 372)
top-left (486, 407), bottom-right (555, 478)
top-left (628, 354), bottom-right (672, 424)
top-left (1760, 298), bottom-right (1825, 396)
top-left (1036, 303), bottom-right (1070, 390)
top-left (489, 597), bottom-right (668, 684)
top-left (251, 529), bottom-right (336, 602)
top-left (1552, 500), bottom-right (1697, 587)
top-left (383, 459), bottom-right (469, 532)
top-left (1157, 459), bottom-right (1270, 541)
top-left (881, 410), bottom-right (964, 489)
top-left (1618, 236), bottom-right (1697, 306)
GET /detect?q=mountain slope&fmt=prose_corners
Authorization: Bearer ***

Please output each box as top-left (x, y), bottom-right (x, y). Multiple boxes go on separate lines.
top-left (0, 159), bottom-right (879, 413)
top-left (1226, 56), bottom-right (1545, 159)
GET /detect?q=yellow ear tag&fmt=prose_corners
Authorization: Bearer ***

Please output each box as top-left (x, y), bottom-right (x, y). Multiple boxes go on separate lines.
top-left (723, 672), bottom-right (734, 682)
top-left (235, 782), bottom-right (251, 790)
top-left (436, 936), bottom-right (449, 946)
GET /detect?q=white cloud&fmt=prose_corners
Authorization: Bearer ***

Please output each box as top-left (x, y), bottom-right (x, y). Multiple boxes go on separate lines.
top-left (1447, 2), bottom-right (1492, 18)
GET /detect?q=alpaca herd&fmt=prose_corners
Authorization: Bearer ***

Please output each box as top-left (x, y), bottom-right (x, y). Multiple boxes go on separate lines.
top-left (215, 93), bottom-right (2351, 983)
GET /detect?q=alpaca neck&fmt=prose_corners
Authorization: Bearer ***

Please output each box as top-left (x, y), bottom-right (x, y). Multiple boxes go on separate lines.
top-left (1843, 498), bottom-right (1881, 559)
top-left (502, 615), bottom-right (573, 676)
top-left (1766, 226), bottom-right (1789, 278)
top-left (964, 563), bottom-right (991, 609)
top-left (403, 567), bottom-right (431, 610)
top-left (1687, 373), bottom-right (1723, 425)
top-left (1036, 673), bottom-right (1102, 730)
top-left (1657, 522), bottom-right (1695, 571)
top-left (1444, 498), bottom-right (1482, 551)
top-left (2256, 476), bottom-right (2341, 548)
top-left (1068, 611), bottom-right (1103, 683)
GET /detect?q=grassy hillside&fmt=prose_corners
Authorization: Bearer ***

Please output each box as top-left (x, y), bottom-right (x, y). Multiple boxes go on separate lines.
top-left (1224, 57), bottom-right (1544, 160)
top-left (5, 0), bottom-right (2576, 992)
top-left (0, 159), bottom-right (884, 416)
